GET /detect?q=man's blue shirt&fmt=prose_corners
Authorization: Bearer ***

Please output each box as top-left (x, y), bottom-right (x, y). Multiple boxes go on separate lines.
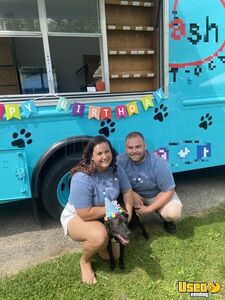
top-left (117, 151), bottom-right (175, 198)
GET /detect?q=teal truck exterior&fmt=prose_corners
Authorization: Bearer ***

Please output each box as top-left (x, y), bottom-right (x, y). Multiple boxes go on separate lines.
top-left (168, 0), bottom-right (225, 170)
top-left (0, 0), bottom-right (225, 218)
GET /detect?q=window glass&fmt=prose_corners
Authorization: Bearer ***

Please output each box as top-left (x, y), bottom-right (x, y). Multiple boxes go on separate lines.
top-left (46, 0), bottom-right (100, 33)
top-left (13, 37), bottom-right (48, 94)
top-left (0, 0), bottom-right (40, 32)
top-left (49, 36), bottom-right (101, 92)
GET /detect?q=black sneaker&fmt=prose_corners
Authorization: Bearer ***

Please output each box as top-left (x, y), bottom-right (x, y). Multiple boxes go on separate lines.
top-left (163, 221), bottom-right (176, 234)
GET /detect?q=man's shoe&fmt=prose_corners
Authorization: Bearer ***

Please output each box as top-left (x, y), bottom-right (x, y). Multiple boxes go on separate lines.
top-left (157, 213), bottom-right (177, 234)
top-left (163, 221), bottom-right (176, 234)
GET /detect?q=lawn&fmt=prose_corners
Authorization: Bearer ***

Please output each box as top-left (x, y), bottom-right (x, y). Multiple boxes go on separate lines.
top-left (1, 205), bottom-right (225, 300)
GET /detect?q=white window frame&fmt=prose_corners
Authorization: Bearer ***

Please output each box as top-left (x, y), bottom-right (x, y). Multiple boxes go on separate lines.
top-left (0, 0), bottom-right (167, 96)
top-left (0, 0), bottom-right (110, 95)
top-left (37, 0), bottom-right (110, 94)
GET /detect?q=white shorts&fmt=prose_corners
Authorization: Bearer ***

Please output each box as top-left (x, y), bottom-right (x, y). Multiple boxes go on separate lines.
top-left (144, 191), bottom-right (182, 207)
top-left (60, 203), bottom-right (77, 236)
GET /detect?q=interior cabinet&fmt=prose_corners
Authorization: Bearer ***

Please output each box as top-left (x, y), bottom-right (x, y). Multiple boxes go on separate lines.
top-left (105, 0), bottom-right (158, 92)
top-left (0, 37), bottom-right (20, 95)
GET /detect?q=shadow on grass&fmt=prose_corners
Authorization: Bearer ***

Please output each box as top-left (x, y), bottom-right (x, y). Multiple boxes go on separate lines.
top-left (93, 203), bottom-right (225, 279)
top-left (93, 229), bottom-right (164, 282)
top-left (91, 204), bottom-right (225, 282)
top-left (137, 202), bottom-right (225, 241)
top-left (175, 203), bottom-right (225, 240)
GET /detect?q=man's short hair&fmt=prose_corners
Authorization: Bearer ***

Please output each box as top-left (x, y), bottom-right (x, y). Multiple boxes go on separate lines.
top-left (125, 131), bottom-right (145, 142)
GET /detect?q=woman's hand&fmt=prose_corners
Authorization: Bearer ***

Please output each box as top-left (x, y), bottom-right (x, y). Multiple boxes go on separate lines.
top-left (123, 189), bottom-right (134, 223)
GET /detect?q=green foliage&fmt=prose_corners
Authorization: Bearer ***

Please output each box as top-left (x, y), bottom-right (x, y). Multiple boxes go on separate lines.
top-left (1, 205), bottom-right (225, 300)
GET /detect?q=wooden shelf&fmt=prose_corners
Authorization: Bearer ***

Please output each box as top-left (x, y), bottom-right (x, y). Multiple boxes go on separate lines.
top-left (107, 24), bottom-right (154, 31)
top-left (110, 71), bottom-right (155, 79)
top-left (105, 0), bottom-right (153, 7)
top-left (0, 84), bottom-right (18, 87)
top-left (109, 48), bottom-right (155, 55)
top-left (0, 38), bottom-right (20, 95)
top-left (105, 0), bottom-right (158, 92)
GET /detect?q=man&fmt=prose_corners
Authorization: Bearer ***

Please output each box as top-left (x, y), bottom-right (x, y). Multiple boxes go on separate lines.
top-left (117, 132), bottom-right (182, 234)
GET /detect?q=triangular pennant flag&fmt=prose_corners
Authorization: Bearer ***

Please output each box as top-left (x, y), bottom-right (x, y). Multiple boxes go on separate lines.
top-left (100, 107), bottom-right (112, 120)
top-left (21, 100), bottom-right (38, 118)
top-left (5, 104), bottom-right (21, 120)
top-left (141, 95), bottom-right (154, 111)
top-left (56, 97), bottom-right (71, 112)
top-left (0, 104), bottom-right (5, 119)
top-left (88, 106), bottom-right (100, 120)
top-left (127, 101), bottom-right (138, 116)
top-left (72, 102), bottom-right (85, 117)
top-left (153, 88), bottom-right (166, 104)
top-left (115, 105), bottom-right (127, 119)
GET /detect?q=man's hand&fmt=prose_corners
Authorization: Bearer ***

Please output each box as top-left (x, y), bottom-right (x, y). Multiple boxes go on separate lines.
top-left (135, 205), bottom-right (149, 215)
top-left (133, 191), bottom-right (144, 208)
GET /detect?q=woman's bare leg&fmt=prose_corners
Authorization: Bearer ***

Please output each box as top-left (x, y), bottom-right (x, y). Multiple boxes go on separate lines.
top-left (68, 216), bottom-right (109, 284)
top-left (98, 242), bottom-right (120, 260)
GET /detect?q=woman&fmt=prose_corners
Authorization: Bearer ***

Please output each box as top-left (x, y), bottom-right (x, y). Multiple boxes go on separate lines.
top-left (61, 135), bottom-right (133, 284)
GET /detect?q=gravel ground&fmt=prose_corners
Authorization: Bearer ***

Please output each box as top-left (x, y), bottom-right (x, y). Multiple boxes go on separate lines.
top-left (0, 201), bottom-right (81, 278)
top-left (1, 166), bottom-right (225, 278)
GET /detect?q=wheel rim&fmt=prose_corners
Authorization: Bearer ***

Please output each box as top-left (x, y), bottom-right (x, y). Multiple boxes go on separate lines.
top-left (57, 172), bottom-right (71, 207)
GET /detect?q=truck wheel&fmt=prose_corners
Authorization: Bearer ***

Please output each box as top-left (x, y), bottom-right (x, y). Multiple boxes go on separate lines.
top-left (41, 157), bottom-right (80, 219)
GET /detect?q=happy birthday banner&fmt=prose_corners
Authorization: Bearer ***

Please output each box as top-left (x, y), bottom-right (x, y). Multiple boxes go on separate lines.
top-left (0, 88), bottom-right (166, 121)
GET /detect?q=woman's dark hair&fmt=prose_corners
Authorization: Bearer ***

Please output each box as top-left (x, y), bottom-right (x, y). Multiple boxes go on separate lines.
top-left (71, 135), bottom-right (117, 175)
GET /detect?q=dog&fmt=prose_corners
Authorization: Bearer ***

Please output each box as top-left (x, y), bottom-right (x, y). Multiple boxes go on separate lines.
top-left (104, 210), bottom-right (130, 270)
top-left (129, 209), bottom-right (150, 240)
top-left (104, 208), bottom-right (149, 270)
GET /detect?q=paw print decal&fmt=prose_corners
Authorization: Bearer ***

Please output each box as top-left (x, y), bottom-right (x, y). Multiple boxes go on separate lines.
top-left (98, 119), bottom-right (115, 137)
top-left (199, 113), bottom-right (212, 130)
top-left (11, 129), bottom-right (32, 148)
top-left (153, 104), bottom-right (168, 122)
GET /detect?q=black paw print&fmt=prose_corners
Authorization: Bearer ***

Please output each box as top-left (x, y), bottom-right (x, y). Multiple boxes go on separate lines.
top-left (98, 119), bottom-right (115, 137)
top-left (11, 129), bottom-right (33, 148)
top-left (199, 113), bottom-right (212, 130)
top-left (153, 104), bottom-right (168, 122)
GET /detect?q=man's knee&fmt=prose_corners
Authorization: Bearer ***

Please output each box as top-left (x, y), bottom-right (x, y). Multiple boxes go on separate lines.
top-left (160, 205), bottom-right (182, 221)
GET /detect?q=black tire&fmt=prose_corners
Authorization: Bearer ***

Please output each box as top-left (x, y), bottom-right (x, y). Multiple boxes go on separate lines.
top-left (41, 156), bottom-right (80, 220)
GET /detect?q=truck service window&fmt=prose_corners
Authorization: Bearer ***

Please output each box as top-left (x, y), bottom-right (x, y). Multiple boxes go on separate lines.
top-left (0, 0), bottom-right (161, 95)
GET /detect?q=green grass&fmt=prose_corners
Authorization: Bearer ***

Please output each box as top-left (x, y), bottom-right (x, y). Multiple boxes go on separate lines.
top-left (1, 205), bottom-right (225, 300)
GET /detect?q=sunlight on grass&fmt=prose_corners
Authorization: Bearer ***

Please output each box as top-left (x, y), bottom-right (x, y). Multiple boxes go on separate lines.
top-left (1, 205), bottom-right (225, 299)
